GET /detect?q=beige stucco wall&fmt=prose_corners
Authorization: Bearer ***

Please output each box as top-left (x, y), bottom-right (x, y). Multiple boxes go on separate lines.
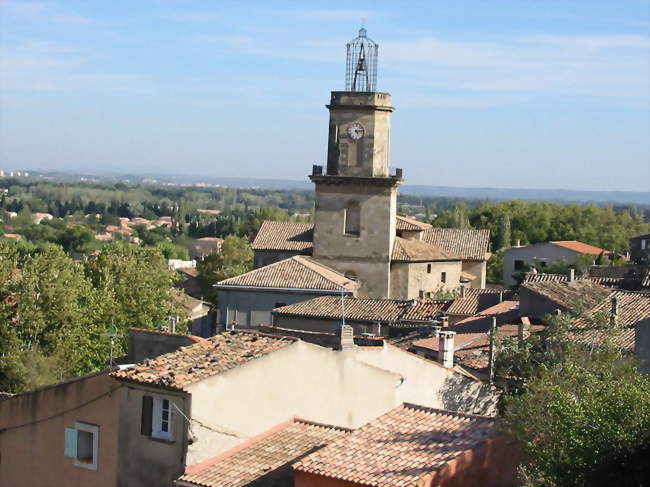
top-left (354, 344), bottom-right (497, 416)
top-left (184, 341), bottom-right (497, 465)
top-left (0, 372), bottom-right (121, 487)
top-left (390, 260), bottom-right (463, 299)
top-left (185, 341), bottom-right (398, 464)
top-left (116, 385), bottom-right (189, 487)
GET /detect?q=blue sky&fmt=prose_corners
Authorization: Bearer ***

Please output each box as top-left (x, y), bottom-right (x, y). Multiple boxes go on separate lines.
top-left (1, 0), bottom-right (649, 191)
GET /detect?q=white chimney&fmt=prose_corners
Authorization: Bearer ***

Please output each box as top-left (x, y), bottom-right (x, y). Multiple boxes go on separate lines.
top-left (340, 324), bottom-right (354, 350)
top-left (515, 239), bottom-right (521, 247)
top-left (438, 331), bottom-right (456, 368)
top-left (568, 268), bottom-right (575, 282)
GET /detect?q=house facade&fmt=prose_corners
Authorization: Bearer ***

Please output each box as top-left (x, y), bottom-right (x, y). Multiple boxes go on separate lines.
top-left (503, 240), bottom-right (609, 287)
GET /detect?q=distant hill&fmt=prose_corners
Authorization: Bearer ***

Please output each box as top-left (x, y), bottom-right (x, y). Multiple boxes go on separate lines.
top-left (17, 170), bottom-right (650, 206)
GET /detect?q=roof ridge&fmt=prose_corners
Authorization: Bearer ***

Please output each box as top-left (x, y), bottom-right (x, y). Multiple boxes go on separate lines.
top-left (400, 402), bottom-right (496, 421)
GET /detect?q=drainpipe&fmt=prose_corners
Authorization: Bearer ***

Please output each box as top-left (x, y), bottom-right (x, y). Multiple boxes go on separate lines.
top-left (488, 317), bottom-right (497, 384)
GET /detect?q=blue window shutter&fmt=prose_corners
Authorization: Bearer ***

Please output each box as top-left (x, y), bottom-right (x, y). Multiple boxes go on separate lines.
top-left (64, 428), bottom-right (78, 458)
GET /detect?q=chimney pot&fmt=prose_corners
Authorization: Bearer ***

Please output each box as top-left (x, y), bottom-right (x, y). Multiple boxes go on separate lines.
top-left (459, 286), bottom-right (465, 298)
top-left (568, 268), bottom-right (575, 282)
top-left (438, 331), bottom-right (456, 368)
top-left (515, 239), bottom-right (521, 247)
top-left (340, 324), bottom-right (354, 350)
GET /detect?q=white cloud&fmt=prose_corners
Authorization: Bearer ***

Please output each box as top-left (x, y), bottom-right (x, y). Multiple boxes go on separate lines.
top-left (1, 0), bottom-right (94, 24)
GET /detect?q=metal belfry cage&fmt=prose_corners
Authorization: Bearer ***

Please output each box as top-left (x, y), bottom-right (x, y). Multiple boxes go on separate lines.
top-left (345, 28), bottom-right (378, 92)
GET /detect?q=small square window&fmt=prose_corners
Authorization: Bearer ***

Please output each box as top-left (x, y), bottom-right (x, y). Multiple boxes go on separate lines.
top-left (64, 422), bottom-right (99, 470)
top-left (441, 272), bottom-right (447, 283)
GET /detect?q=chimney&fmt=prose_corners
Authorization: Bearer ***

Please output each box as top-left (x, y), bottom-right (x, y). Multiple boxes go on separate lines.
top-left (610, 296), bottom-right (619, 325)
top-left (518, 316), bottom-right (530, 342)
top-left (340, 324), bottom-right (354, 350)
top-left (499, 291), bottom-right (503, 303)
top-left (459, 286), bottom-right (465, 298)
top-left (438, 331), bottom-right (456, 368)
top-left (568, 268), bottom-right (575, 282)
top-left (515, 239), bottom-right (521, 247)
top-left (440, 316), bottom-right (449, 328)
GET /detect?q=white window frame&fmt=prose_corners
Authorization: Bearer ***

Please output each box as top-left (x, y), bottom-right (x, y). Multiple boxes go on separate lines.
top-left (152, 397), bottom-right (173, 441)
top-left (73, 422), bottom-right (99, 471)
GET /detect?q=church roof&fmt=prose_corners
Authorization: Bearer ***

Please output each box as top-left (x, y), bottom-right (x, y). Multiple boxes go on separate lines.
top-left (391, 237), bottom-right (462, 262)
top-left (251, 221), bottom-right (313, 252)
top-left (215, 256), bottom-right (359, 292)
top-left (396, 215), bottom-right (432, 231)
top-left (421, 228), bottom-right (490, 261)
top-left (251, 220), bottom-right (490, 262)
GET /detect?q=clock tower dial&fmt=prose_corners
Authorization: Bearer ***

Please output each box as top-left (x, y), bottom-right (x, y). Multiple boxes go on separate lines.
top-left (347, 122), bottom-right (365, 140)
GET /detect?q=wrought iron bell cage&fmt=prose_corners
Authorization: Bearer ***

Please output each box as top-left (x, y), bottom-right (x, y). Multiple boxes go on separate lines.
top-left (345, 28), bottom-right (378, 92)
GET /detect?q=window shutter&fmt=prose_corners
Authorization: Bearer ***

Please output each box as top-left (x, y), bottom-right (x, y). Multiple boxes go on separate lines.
top-left (64, 427), bottom-right (78, 458)
top-left (141, 395), bottom-right (153, 436)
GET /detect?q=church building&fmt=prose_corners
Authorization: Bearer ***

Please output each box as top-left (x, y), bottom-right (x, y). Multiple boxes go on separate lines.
top-left (216, 29), bottom-right (490, 327)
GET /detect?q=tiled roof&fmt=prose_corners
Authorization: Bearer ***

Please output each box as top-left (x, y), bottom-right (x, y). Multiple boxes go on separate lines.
top-left (112, 330), bottom-right (296, 390)
top-left (421, 228), bottom-right (490, 260)
top-left (570, 290), bottom-right (650, 352)
top-left (293, 403), bottom-right (497, 486)
top-left (550, 240), bottom-right (606, 255)
top-left (177, 418), bottom-right (350, 487)
top-left (391, 237), bottom-right (461, 262)
top-left (446, 288), bottom-right (516, 316)
top-left (216, 256), bottom-right (359, 292)
top-left (451, 301), bottom-right (520, 331)
top-left (273, 296), bottom-right (448, 324)
top-left (522, 272), bottom-right (625, 288)
top-left (396, 215), bottom-right (432, 231)
top-left (521, 280), bottom-right (611, 312)
top-left (251, 221), bottom-right (313, 252)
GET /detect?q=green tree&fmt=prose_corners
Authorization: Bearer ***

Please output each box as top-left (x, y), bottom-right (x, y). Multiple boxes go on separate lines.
top-left (496, 214), bottom-right (511, 250)
top-left (197, 235), bottom-right (253, 301)
top-left (497, 313), bottom-right (650, 486)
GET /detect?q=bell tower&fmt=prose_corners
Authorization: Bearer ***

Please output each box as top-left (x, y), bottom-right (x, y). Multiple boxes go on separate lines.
top-left (311, 28), bottom-right (403, 298)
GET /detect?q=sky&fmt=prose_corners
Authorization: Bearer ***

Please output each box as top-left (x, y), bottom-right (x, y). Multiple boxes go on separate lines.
top-left (1, 0), bottom-right (649, 192)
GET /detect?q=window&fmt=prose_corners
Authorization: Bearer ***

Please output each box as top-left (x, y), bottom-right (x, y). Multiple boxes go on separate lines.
top-left (419, 290), bottom-right (425, 299)
top-left (343, 201), bottom-right (360, 236)
top-left (64, 422), bottom-right (99, 470)
top-left (274, 302), bottom-right (287, 309)
top-left (441, 272), bottom-right (447, 283)
top-left (427, 264), bottom-right (432, 274)
top-left (514, 259), bottom-right (525, 270)
top-left (141, 395), bottom-right (174, 441)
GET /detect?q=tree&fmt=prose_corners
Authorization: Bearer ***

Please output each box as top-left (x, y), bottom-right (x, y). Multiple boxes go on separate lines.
top-left (496, 313), bottom-right (650, 486)
top-left (496, 214), bottom-right (511, 250)
top-left (197, 235), bottom-right (253, 302)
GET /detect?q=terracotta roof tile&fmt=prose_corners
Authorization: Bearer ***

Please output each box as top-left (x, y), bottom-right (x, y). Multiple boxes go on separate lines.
top-left (421, 228), bottom-right (490, 261)
top-left (273, 296), bottom-right (448, 324)
top-left (112, 330), bottom-right (296, 390)
top-left (446, 288), bottom-right (515, 316)
top-left (550, 240), bottom-right (606, 255)
top-left (521, 280), bottom-right (611, 311)
top-left (396, 215), bottom-right (432, 231)
top-left (570, 290), bottom-right (650, 352)
top-left (177, 418), bottom-right (350, 487)
top-left (251, 221), bottom-right (313, 252)
top-left (391, 237), bottom-right (461, 262)
top-left (293, 403), bottom-right (498, 486)
top-left (216, 256), bottom-right (359, 292)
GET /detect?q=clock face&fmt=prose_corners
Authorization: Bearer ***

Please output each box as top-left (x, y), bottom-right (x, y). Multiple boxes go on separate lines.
top-left (347, 123), bottom-right (365, 141)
